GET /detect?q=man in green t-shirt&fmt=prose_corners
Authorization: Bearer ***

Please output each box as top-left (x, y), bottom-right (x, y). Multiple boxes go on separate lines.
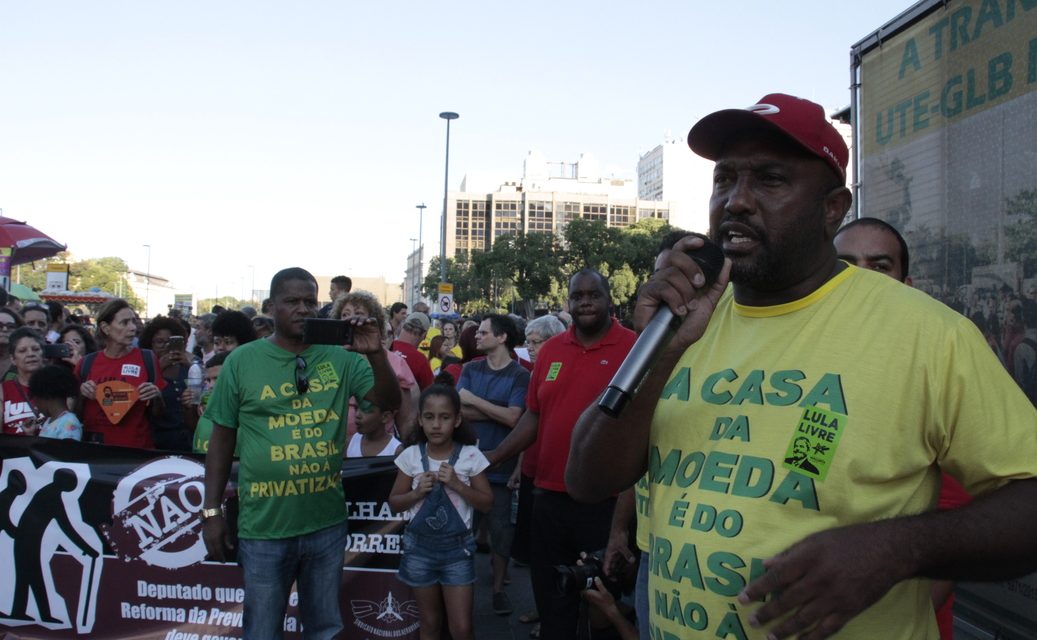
top-left (201, 267), bottom-right (400, 640)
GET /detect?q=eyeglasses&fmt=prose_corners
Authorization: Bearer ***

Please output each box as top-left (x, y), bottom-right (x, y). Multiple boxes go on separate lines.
top-left (0, 323), bottom-right (16, 331)
top-left (295, 356), bottom-right (309, 394)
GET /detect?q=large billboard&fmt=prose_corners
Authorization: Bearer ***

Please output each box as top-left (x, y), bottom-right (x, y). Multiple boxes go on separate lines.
top-left (854, 0), bottom-right (1037, 404)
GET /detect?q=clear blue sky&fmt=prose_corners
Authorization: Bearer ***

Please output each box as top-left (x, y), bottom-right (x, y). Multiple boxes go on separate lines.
top-left (0, 0), bottom-right (914, 301)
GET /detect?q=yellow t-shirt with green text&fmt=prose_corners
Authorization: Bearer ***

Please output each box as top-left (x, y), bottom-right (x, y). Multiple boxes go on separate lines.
top-left (647, 266), bottom-right (1037, 639)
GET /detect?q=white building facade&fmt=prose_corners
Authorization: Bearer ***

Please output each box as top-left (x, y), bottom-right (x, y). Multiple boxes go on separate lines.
top-left (446, 151), bottom-right (671, 259)
top-left (636, 136), bottom-right (715, 234)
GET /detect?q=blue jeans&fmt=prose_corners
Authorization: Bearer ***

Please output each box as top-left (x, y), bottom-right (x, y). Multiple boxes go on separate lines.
top-left (397, 530), bottom-right (477, 587)
top-left (636, 550), bottom-right (649, 640)
top-left (237, 521), bottom-right (348, 640)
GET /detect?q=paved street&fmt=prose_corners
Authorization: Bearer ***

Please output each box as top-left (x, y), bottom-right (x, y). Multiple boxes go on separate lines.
top-left (473, 552), bottom-right (538, 640)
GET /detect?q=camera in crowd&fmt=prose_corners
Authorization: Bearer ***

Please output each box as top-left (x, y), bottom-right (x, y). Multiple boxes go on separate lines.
top-left (555, 549), bottom-right (617, 596)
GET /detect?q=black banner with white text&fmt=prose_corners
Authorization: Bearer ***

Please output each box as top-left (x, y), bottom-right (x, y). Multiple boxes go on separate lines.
top-left (0, 435), bottom-right (419, 639)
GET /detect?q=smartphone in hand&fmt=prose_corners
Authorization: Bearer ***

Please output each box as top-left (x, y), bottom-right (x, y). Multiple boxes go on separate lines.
top-left (303, 318), bottom-right (354, 345)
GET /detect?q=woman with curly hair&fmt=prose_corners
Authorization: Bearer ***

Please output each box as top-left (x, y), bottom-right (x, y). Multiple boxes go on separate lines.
top-left (58, 323), bottom-right (98, 369)
top-left (333, 291), bottom-right (419, 441)
top-left (212, 310), bottom-right (257, 354)
top-left (138, 315), bottom-right (194, 450)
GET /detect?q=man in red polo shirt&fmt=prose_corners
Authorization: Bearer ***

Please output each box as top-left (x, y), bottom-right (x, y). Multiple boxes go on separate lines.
top-left (487, 268), bottom-right (635, 640)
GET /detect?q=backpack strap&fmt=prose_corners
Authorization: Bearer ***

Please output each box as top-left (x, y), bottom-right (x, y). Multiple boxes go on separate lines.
top-left (139, 348), bottom-right (157, 383)
top-left (78, 351), bottom-right (98, 381)
top-left (78, 349), bottom-right (156, 384)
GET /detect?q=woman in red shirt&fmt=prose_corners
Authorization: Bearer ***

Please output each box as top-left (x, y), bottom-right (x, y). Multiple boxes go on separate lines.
top-left (76, 299), bottom-right (164, 448)
top-left (0, 327), bottom-right (46, 435)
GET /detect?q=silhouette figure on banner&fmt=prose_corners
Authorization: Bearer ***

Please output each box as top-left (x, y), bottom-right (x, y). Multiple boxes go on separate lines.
top-left (0, 466), bottom-right (101, 629)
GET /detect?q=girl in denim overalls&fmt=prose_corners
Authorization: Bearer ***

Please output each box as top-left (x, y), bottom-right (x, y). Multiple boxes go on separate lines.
top-left (389, 384), bottom-right (493, 640)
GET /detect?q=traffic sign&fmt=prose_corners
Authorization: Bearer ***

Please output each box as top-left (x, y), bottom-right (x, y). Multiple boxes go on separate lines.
top-left (437, 282), bottom-right (453, 314)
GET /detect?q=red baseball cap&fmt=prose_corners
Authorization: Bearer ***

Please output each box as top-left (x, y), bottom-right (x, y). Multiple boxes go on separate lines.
top-left (687, 93), bottom-right (848, 183)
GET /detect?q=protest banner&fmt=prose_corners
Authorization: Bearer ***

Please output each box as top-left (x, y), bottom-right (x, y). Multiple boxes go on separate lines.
top-left (0, 436), bottom-right (419, 639)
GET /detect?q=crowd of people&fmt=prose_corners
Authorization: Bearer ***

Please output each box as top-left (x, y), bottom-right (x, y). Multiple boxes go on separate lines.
top-left (3, 92), bottom-right (1037, 640)
top-left (0, 291), bottom-right (274, 451)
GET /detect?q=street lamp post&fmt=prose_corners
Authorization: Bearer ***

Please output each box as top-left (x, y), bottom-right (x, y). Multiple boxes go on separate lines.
top-left (248, 264), bottom-right (255, 304)
top-left (143, 244), bottom-right (151, 318)
top-left (416, 203), bottom-right (426, 254)
top-left (416, 203), bottom-right (426, 304)
top-left (438, 112), bottom-right (458, 282)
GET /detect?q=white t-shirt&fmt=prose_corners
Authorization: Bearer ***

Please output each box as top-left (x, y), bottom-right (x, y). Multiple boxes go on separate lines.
top-left (346, 432), bottom-right (401, 458)
top-left (394, 443), bottom-right (489, 530)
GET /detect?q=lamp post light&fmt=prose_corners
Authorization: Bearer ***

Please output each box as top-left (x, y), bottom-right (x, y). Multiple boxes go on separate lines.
top-left (143, 244), bottom-right (151, 318)
top-left (438, 112), bottom-right (458, 282)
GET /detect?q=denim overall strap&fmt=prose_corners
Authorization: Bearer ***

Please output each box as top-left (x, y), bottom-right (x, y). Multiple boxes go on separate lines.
top-left (408, 443), bottom-right (469, 546)
top-left (418, 442), bottom-right (462, 471)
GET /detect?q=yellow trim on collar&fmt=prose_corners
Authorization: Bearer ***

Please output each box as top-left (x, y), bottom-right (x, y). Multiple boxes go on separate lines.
top-left (733, 266), bottom-right (855, 318)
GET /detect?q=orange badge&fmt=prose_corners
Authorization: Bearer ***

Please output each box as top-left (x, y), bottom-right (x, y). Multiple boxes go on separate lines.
top-left (96, 380), bottom-right (139, 424)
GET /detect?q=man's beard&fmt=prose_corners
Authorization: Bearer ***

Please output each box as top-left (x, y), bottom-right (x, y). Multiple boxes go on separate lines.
top-left (711, 218), bottom-right (827, 293)
top-left (573, 312), bottom-right (608, 336)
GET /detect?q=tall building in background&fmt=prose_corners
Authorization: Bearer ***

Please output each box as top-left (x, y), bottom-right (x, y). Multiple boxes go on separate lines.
top-left (127, 270), bottom-right (177, 319)
top-left (637, 135), bottom-right (714, 234)
top-left (314, 275), bottom-right (403, 308)
top-left (402, 247), bottom-right (423, 307)
top-left (446, 151), bottom-right (671, 259)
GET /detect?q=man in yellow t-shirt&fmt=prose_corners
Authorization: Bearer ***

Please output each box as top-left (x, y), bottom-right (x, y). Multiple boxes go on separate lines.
top-left (567, 93), bottom-right (1037, 640)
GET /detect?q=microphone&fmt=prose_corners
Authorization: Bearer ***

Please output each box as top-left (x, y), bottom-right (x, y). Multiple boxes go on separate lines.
top-left (598, 234), bottom-right (725, 418)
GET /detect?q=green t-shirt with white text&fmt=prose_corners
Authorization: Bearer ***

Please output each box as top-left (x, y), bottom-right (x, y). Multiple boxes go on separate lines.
top-left (206, 339), bottom-right (374, 539)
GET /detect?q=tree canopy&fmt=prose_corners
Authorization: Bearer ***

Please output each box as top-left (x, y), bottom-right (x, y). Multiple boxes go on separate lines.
top-left (423, 218), bottom-right (680, 318)
top-left (14, 253), bottom-right (143, 309)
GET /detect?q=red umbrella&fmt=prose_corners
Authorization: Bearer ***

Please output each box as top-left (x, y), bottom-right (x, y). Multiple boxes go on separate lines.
top-left (0, 216), bottom-right (66, 265)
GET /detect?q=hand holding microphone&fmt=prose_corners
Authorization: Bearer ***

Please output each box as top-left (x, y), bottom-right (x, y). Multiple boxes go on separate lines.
top-left (598, 234), bottom-right (727, 417)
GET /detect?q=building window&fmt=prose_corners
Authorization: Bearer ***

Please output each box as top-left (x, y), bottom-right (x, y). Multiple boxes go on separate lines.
top-left (611, 205), bottom-right (632, 227)
top-left (495, 200), bottom-right (520, 216)
top-left (471, 200), bottom-right (489, 251)
top-left (582, 203), bottom-right (607, 222)
top-left (528, 200), bottom-right (553, 232)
